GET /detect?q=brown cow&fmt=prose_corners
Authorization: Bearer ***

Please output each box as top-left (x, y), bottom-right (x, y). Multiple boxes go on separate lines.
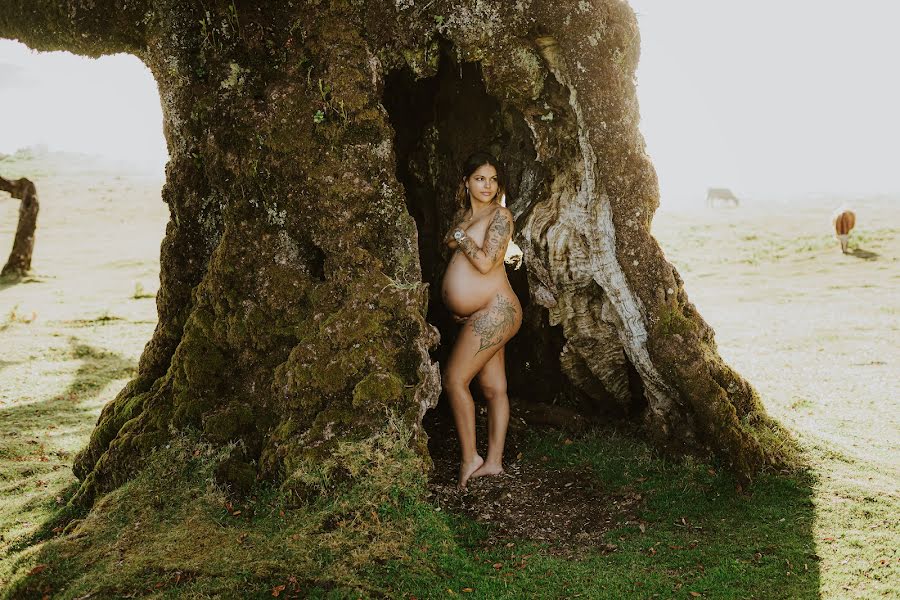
top-left (831, 207), bottom-right (856, 254)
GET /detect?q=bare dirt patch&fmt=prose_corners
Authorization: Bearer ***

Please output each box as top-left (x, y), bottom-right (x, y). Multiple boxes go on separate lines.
top-left (425, 408), bottom-right (642, 557)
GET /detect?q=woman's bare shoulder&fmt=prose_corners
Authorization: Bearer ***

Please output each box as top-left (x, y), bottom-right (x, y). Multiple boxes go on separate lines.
top-left (491, 206), bottom-right (514, 227)
top-left (450, 207), bottom-right (470, 221)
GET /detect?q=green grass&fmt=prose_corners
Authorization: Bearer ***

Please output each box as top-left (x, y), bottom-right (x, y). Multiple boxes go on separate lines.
top-left (0, 155), bottom-right (53, 180)
top-left (1, 339), bottom-right (897, 594)
top-left (0, 147), bottom-right (151, 180)
top-left (0, 339), bottom-right (135, 559)
top-left (1, 342), bottom-right (897, 599)
top-left (2, 421), bottom-right (433, 598)
top-left (366, 429), bottom-right (823, 599)
top-left (6, 412), bottom-right (896, 598)
top-left (653, 223), bottom-right (898, 271)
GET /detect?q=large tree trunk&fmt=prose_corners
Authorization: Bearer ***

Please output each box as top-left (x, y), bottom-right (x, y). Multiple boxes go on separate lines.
top-left (0, 0), bottom-right (796, 509)
top-left (0, 175), bottom-right (38, 278)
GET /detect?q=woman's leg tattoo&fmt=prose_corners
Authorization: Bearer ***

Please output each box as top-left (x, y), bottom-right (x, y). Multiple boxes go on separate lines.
top-left (471, 295), bottom-right (516, 356)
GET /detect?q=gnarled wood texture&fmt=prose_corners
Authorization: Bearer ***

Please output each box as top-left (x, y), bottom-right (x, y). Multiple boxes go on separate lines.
top-left (0, 0), bottom-right (797, 511)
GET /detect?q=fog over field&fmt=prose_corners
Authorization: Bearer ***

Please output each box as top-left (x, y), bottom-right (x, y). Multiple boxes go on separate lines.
top-left (0, 41), bottom-right (166, 174)
top-left (629, 0), bottom-right (900, 205)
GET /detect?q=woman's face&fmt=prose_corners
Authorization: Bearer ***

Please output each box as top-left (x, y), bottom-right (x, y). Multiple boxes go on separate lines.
top-left (465, 163), bottom-right (499, 203)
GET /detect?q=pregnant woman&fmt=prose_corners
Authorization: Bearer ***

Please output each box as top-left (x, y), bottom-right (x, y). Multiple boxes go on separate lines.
top-left (441, 152), bottom-right (523, 489)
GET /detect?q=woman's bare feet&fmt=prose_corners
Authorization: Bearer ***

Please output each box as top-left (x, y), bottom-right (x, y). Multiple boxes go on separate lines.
top-left (470, 461), bottom-right (504, 479)
top-left (458, 455), bottom-right (484, 489)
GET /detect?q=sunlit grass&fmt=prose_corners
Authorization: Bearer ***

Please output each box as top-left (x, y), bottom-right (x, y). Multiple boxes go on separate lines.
top-left (3, 375), bottom-right (896, 599)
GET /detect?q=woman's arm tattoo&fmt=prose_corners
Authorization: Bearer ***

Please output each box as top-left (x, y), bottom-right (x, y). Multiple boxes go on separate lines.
top-left (482, 209), bottom-right (512, 264)
top-left (457, 209), bottom-right (513, 273)
top-left (456, 233), bottom-right (481, 259)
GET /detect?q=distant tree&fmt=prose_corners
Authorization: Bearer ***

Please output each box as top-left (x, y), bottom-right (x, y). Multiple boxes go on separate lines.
top-left (0, 175), bottom-right (38, 278)
top-left (0, 0), bottom-right (797, 515)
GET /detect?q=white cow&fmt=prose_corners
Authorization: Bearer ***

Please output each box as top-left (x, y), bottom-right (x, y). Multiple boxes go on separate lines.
top-left (706, 187), bottom-right (740, 208)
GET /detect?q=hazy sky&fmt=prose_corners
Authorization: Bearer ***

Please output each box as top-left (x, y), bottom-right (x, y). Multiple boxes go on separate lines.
top-left (629, 0), bottom-right (900, 203)
top-left (1, 1), bottom-right (898, 203)
top-left (0, 41), bottom-right (165, 170)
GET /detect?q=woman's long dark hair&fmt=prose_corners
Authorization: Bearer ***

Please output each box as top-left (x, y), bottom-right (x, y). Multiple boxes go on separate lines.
top-left (455, 151), bottom-right (507, 209)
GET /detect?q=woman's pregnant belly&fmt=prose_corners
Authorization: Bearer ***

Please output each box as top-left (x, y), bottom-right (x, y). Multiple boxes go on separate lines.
top-left (442, 253), bottom-right (509, 317)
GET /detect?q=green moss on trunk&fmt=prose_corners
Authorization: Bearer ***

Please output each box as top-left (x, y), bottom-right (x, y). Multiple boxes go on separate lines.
top-left (2, 0), bottom-right (796, 517)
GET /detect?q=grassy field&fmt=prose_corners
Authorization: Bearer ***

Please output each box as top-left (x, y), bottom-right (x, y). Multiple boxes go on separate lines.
top-left (1, 152), bottom-right (897, 598)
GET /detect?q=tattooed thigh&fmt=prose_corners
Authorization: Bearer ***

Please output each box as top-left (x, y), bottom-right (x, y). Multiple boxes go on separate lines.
top-left (469, 294), bottom-right (519, 357)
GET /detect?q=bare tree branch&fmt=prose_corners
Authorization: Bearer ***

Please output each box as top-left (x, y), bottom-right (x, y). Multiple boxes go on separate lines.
top-left (0, 174), bottom-right (38, 278)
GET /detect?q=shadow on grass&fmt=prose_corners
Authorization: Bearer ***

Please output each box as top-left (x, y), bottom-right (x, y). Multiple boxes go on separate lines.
top-left (849, 247), bottom-right (879, 260)
top-left (0, 273), bottom-right (46, 292)
top-left (0, 277), bottom-right (17, 293)
top-left (0, 338), bottom-right (135, 436)
top-left (0, 338), bottom-right (136, 560)
top-left (0, 359), bottom-right (20, 374)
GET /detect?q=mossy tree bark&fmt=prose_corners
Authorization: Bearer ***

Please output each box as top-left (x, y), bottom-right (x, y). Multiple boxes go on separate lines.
top-left (0, 0), bottom-right (797, 507)
top-left (0, 175), bottom-right (38, 278)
